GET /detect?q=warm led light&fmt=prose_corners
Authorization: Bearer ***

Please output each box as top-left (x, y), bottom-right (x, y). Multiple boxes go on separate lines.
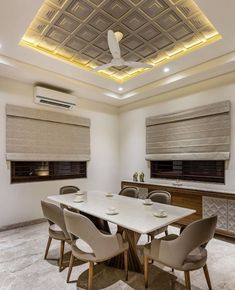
top-left (163, 67), bottom-right (170, 73)
top-left (118, 87), bottom-right (123, 91)
top-left (19, 0), bottom-right (222, 83)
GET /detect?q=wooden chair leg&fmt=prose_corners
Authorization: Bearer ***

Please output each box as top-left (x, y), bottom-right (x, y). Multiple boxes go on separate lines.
top-left (88, 261), bottom-right (94, 290)
top-left (184, 271), bottom-right (191, 290)
top-left (203, 264), bottom-right (212, 290)
top-left (67, 253), bottom-right (75, 283)
top-left (144, 255), bottom-right (149, 289)
top-left (44, 236), bottom-right (52, 260)
top-left (124, 250), bottom-right (128, 281)
top-left (59, 240), bottom-right (65, 272)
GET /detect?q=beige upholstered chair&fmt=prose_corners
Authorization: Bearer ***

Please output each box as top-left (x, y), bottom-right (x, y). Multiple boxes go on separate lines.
top-left (59, 185), bottom-right (79, 195)
top-left (119, 186), bottom-right (139, 198)
top-left (59, 185), bottom-right (79, 211)
top-left (144, 216), bottom-right (217, 290)
top-left (41, 200), bottom-right (70, 271)
top-left (147, 190), bottom-right (171, 240)
top-left (64, 209), bottom-right (129, 289)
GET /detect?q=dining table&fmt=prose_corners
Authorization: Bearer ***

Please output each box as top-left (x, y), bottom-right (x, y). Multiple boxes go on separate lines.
top-left (47, 190), bottom-right (195, 273)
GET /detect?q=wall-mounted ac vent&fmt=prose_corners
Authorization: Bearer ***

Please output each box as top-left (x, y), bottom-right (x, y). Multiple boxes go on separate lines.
top-left (34, 86), bottom-right (76, 110)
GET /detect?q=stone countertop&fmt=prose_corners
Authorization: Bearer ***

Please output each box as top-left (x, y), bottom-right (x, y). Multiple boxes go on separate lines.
top-left (122, 180), bottom-right (235, 195)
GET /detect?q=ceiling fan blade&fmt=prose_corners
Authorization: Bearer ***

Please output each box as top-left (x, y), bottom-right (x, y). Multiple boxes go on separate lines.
top-left (123, 61), bottom-right (153, 69)
top-left (107, 30), bottom-right (121, 59)
top-left (93, 63), bottom-right (113, 72)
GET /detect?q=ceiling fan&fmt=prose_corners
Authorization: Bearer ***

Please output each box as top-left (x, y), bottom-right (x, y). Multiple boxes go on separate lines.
top-left (93, 30), bottom-right (153, 72)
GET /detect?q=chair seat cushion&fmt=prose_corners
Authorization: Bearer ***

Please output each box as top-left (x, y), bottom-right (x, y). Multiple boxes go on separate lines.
top-left (49, 224), bottom-right (66, 240)
top-left (75, 239), bottom-right (94, 254)
top-left (182, 247), bottom-right (207, 271)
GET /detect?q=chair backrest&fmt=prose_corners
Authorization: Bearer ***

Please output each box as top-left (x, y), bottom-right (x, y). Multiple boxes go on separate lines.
top-left (41, 200), bottom-right (69, 238)
top-left (64, 209), bottom-right (120, 260)
top-left (159, 215), bottom-right (217, 268)
top-left (59, 185), bottom-right (79, 195)
top-left (147, 190), bottom-right (171, 204)
top-left (119, 186), bottom-right (139, 198)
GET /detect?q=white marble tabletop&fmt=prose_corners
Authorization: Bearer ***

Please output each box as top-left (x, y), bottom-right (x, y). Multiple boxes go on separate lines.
top-left (47, 191), bottom-right (195, 234)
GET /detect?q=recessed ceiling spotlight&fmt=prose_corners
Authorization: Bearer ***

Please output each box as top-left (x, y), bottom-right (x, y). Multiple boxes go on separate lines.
top-left (118, 87), bottom-right (123, 92)
top-left (163, 67), bottom-right (170, 73)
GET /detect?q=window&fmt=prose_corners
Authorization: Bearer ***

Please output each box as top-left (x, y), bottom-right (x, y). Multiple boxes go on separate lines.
top-left (11, 161), bottom-right (87, 183)
top-left (150, 160), bottom-right (225, 183)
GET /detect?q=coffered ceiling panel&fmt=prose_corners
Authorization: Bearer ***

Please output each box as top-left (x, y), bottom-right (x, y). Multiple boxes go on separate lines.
top-left (20, 0), bottom-right (221, 83)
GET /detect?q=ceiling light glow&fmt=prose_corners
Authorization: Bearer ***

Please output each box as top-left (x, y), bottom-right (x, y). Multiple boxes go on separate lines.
top-left (163, 67), bottom-right (170, 73)
top-left (118, 87), bottom-right (123, 91)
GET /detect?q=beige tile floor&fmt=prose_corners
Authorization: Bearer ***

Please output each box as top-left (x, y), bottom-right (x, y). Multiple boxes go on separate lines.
top-left (0, 222), bottom-right (235, 290)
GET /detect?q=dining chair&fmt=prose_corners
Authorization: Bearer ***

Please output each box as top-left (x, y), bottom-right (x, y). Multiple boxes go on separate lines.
top-left (119, 186), bottom-right (139, 198)
top-left (147, 190), bottom-right (171, 240)
top-left (144, 215), bottom-right (217, 290)
top-left (63, 209), bottom-right (129, 289)
top-left (59, 185), bottom-right (79, 195)
top-left (41, 200), bottom-right (70, 271)
top-left (59, 185), bottom-right (80, 211)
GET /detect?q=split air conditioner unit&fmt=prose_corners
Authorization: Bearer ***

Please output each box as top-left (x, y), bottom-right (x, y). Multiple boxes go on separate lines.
top-left (34, 86), bottom-right (76, 110)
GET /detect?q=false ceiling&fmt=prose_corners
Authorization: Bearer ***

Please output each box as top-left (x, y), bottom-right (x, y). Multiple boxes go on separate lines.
top-left (20, 0), bottom-right (220, 82)
top-left (1, 0), bottom-right (235, 106)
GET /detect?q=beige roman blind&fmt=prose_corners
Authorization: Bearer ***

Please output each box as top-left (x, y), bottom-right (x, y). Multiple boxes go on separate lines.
top-left (6, 104), bottom-right (90, 161)
top-left (146, 101), bottom-right (231, 161)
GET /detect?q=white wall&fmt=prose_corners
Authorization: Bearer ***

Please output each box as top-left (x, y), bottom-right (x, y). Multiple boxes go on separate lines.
top-left (0, 77), bottom-right (120, 228)
top-left (119, 81), bottom-right (235, 193)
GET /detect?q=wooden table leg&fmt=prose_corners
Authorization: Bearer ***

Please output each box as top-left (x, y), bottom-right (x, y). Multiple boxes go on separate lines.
top-left (106, 228), bottom-right (143, 273)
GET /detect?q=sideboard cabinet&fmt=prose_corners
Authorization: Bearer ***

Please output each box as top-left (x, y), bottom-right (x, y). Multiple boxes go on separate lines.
top-left (121, 180), bottom-right (235, 238)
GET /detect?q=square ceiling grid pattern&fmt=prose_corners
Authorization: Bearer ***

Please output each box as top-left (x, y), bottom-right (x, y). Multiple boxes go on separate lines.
top-left (20, 0), bottom-right (221, 83)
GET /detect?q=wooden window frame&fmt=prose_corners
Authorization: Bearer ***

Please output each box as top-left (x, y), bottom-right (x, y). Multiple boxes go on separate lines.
top-left (11, 161), bottom-right (87, 183)
top-left (150, 160), bottom-right (225, 184)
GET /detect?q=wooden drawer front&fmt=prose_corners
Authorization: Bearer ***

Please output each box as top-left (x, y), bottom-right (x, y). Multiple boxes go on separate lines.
top-left (203, 196), bottom-right (228, 231)
top-left (171, 193), bottom-right (202, 225)
top-left (228, 200), bottom-right (235, 233)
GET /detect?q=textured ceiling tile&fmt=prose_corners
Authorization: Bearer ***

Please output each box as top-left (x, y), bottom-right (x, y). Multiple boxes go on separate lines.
top-left (137, 24), bottom-right (161, 41)
top-left (30, 19), bottom-right (48, 34)
top-left (123, 53), bottom-right (141, 62)
top-left (38, 3), bottom-right (59, 21)
top-left (176, 0), bottom-right (199, 17)
top-left (65, 37), bottom-right (87, 51)
top-left (38, 37), bottom-right (59, 51)
top-left (122, 11), bottom-right (147, 31)
top-left (103, 0), bottom-right (131, 19)
top-left (97, 52), bottom-right (112, 64)
top-left (46, 27), bottom-right (68, 42)
top-left (190, 14), bottom-right (209, 29)
top-left (82, 46), bottom-right (103, 58)
top-left (122, 35), bottom-right (144, 50)
top-left (156, 10), bottom-right (182, 30)
top-left (169, 23), bottom-right (193, 40)
top-left (21, 0), bottom-right (221, 82)
top-left (136, 45), bottom-right (157, 57)
top-left (56, 46), bottom-right (76, 58)
top-left (88, 12), bottom-right (113, 32)
top-left (93, 35), bottom-right (109, 50)
top-left (140, 0), bottom-right (169, 18)
top-left (129, 0), bottom-right (143, 4)
top-left (151, 34), bottom-right (173, 49)
top-left (55, 14), bottom-right (79, 32)
top-left (75, 26), bottom-right (99, 42)
top-left (49, 0), bottom-right (67, 8)
top-left (66, 0), bottom-right (93, 20)
top-left (88, 0), bottom-right (105, 5)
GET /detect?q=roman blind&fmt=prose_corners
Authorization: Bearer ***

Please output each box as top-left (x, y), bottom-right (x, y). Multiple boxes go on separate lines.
top-left (6, 104), bottom-right (90, 161)
top-left (146, 101), bottom-right (230, 161)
